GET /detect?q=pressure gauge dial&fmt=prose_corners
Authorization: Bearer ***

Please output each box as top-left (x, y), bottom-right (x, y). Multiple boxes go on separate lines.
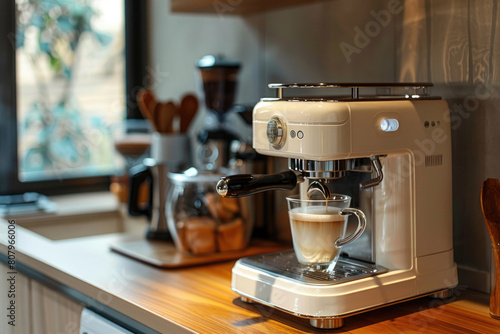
top-left (266, 116), bottom-right (286, 149)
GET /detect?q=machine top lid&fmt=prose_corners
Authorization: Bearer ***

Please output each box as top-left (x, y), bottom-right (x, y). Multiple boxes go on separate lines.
top-left (266, 82), bottom-right (439, 102)
top-left (268, 82), bottom-right (433, 89)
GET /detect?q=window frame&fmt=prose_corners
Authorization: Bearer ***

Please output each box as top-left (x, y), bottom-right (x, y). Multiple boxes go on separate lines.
top-left (0, 0), bottom-right (147, 196)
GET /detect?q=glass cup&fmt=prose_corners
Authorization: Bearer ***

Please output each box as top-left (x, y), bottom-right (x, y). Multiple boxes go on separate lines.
top-left (286, 194), bottom-right (366, 270)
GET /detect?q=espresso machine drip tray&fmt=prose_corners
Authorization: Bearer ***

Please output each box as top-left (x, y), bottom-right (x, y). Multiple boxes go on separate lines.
top-left (240, 250), bottom-right (388, 285)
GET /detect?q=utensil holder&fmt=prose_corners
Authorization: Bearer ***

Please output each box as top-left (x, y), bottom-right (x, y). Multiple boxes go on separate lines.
top-left (151, 132), bottom-right (191, 172)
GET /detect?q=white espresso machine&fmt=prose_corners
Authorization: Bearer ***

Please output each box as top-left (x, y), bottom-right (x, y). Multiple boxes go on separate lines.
top-left (216, 82), bottom-right (458, 329)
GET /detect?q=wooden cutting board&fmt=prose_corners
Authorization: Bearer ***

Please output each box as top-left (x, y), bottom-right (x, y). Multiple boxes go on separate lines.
top-left (110, 237), bottom-right (286, 268)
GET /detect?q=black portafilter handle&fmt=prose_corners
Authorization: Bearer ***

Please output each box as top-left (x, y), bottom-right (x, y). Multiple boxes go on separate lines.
top-left (216, 170), bottom-right (300, 198)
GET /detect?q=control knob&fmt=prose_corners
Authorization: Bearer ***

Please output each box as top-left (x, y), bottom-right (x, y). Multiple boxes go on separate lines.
top-left (266, 116), bottom-right (286, 148)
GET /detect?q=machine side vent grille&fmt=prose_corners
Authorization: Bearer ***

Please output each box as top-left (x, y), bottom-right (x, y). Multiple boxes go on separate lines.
top-left (425, 154), bottom-right (443, 167)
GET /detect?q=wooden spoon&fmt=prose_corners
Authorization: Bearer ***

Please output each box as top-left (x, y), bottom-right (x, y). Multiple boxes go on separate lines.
top-left (179, 94), bottom-right (199, 133)
top-left (164, 101), bottom-right (178, 133)
top-left (480, 178), bottom-right (500, 319)
top-left (154, 101), bottom-right (177, 134)
top-left (137, 89), bottom-right (158, 130)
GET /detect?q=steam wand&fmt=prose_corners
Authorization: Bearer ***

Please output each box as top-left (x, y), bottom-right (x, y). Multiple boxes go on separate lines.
top-left (216, 170), bottom-right (304, 198)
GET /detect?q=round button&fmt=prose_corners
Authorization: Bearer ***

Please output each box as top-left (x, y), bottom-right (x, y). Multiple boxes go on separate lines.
top-left (266, 116), bottom-right (285, 148)
top-left (380, 118), bottom-right (399, 132)
top-left (297, 130), bottom-right (304, 139)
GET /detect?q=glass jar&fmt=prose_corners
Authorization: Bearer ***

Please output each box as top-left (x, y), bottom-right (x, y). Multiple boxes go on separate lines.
top-left (166, 167), bottom-right (253, 255)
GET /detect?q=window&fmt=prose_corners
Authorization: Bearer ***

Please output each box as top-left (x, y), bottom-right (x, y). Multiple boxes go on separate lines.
top-left (0, 0), bottom-right (147, 196)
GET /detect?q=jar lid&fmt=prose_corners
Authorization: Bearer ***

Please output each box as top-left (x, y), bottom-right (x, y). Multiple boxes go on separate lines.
top-left (168, 167), bottom-right (229, 184)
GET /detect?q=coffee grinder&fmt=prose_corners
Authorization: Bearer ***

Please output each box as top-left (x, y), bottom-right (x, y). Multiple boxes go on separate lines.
top-left (216, 83), bottom-right (458, 329)
top-left (196, 55), bottom-right (246, 169)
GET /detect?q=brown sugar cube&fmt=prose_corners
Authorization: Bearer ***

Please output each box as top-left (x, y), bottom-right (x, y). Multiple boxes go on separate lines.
top-left (220, 197), bottom-right (239, 213)
top-left (217, 218), bottom-right (246, 252)
top-left (204, 193), bottom-right (219, 218)
top-left (216, 197), bottom-right (239, 221)
top-left (217, 197), bottom-right (240, 222)
top-left (216, 205), bottom-right (236, 221)
top-left (205, 192), bottom-right (236, 221)
top-left (185, 217), bottom-right (217, 255)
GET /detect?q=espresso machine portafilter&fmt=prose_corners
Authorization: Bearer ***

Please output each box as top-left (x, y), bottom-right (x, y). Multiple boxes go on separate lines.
top-left (216, 82), bottom-right (458, 329)
top-left (216, 157), bottom-right (383, 199)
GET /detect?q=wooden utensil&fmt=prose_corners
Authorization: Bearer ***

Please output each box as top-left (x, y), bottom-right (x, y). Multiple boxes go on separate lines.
top-left (481, 178), bottom-right (500, 319)
top-left (164, 101), bottom-right (178, 133)
top-left (137, 89), bottom-right (158, 130)
top-left (154, 101), bottom-right (177, 134)
top-left (179, 94), bottom-right (199, 133)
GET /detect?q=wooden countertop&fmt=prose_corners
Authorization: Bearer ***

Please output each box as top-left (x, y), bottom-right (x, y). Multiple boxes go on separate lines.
top-left (1, 221), bottom-right (499, 333)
